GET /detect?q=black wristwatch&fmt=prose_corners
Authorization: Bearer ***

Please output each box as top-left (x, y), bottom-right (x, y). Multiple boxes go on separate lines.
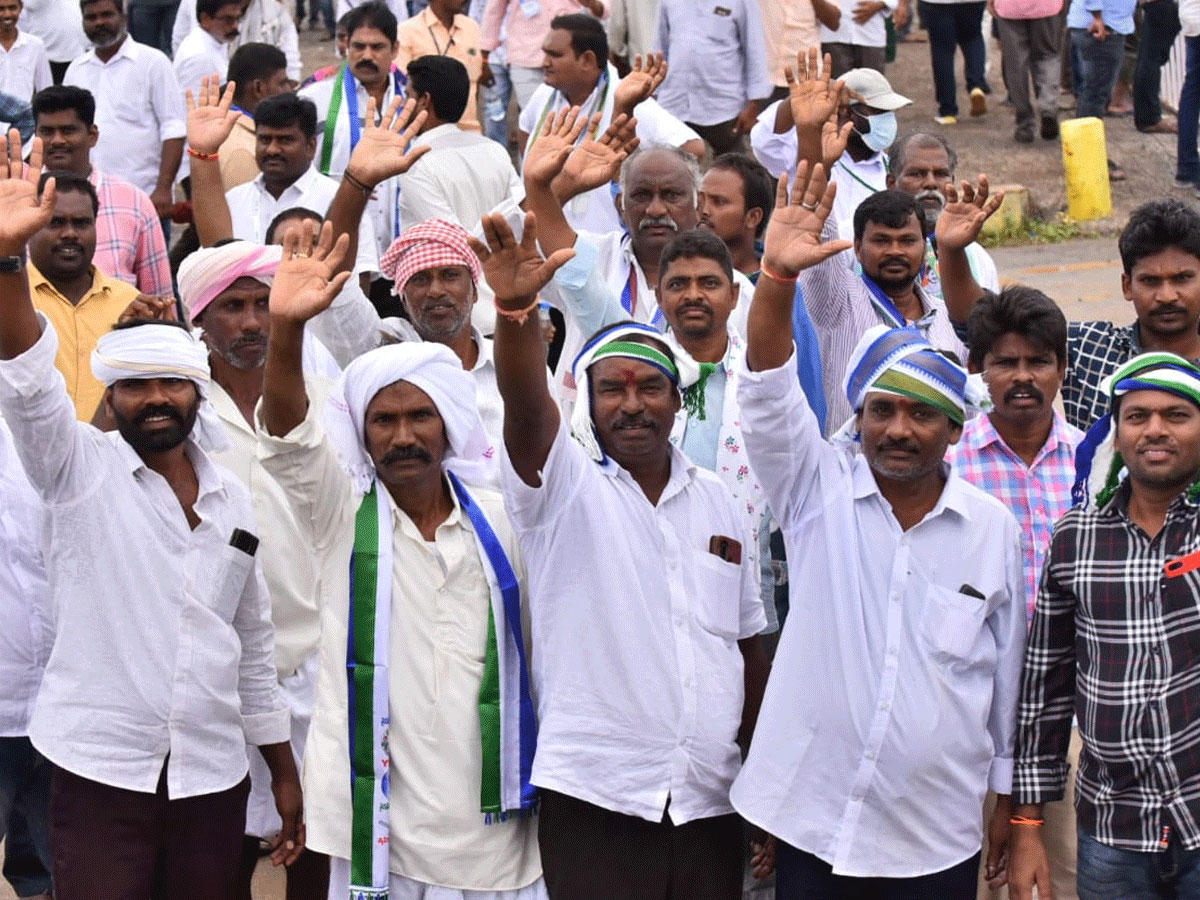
top-left (0, 253), bottom-right (25, 273)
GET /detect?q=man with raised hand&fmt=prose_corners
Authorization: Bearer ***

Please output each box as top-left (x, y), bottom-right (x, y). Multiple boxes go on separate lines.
top-left (0, 130), bottom-right (301, 900)
top-left (257, 220), bottom-right (545, 900)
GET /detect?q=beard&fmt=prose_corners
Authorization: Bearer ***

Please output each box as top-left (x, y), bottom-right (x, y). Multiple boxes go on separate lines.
top-left (112, 401), bottom-right (198, 455)
top-left (215, 334), bottom-right (268, 370)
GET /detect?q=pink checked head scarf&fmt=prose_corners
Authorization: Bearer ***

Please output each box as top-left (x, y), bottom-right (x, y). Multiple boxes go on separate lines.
top-left (379, 219), bottom-right (483, 296)
top-left (177, 242), bottom-right (283, 321)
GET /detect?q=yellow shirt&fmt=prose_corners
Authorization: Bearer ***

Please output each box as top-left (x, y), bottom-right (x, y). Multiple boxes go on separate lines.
top-left (219, 113), bottom-right (259, 191)
top-left (395, 7), bottom-right (483, 134)
top-left (29, 263), bottom-right (139, 421)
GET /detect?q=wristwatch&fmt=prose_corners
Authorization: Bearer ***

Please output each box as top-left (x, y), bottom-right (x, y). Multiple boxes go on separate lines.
top-left (0, 253), bottom-right (24, 273)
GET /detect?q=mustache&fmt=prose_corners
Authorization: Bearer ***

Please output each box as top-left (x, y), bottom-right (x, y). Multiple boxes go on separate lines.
top-left (676, 301), bottom-right (712, 316)
top-left (613, 415), bottom-right (658, 431)
top-left (380, 445), bottom-right (432, 465)
top-left (133, 404), bottom-right (184, 427)
top-left (914, 188), bottom-right (946, 209)
top-left (639, 216), bottom-right (678, 233)
top-left (1150, 303), bottom-right (1188, 317)
top-left (1004, 384), bottom-right (1044, 405)
top-left (877, 439), bottom-right (920, 454)
top-left (231, 333), bottom-right (266, 349)
top-left (355, 60), bottom-right (380, 72)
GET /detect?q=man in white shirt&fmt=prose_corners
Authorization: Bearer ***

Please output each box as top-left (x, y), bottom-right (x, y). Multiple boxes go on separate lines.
top-left (483, 209), bottom-right (768, 900)
top-left (224, 92), bottom-right (379, 276)
top-left (65, 0), bottom-right (185, 222)
top-left (398, 54), bottom-right (523, 231)
top-left (731, 165), bottom-right (1025, 898)
top-left (0, 415), bottom-right (53, 900)
top-left (172, 0), bottom-right (302, 83)
top-left (18, 0), bottom-right (86, 84)
top-left (0, 131), bottom-right (302, 900)
top-left (301, 2), bottom-right (408, 261)
top-left (517, 14), bottom-right (703, 234)
top-left (258, 224), bottom-right (544, 900)
top-left (821, 0), bottom-right (897, 74)
top-left (0, 0), bottom-right (50, 101)
top-left (173, 0), bottom-right (245, 103)
top-left (607, 0), bottom-right (657, 70)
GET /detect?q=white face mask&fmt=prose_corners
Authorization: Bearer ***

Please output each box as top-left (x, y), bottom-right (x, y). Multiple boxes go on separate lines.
top-left (853, 110), bottom-right (898, 154)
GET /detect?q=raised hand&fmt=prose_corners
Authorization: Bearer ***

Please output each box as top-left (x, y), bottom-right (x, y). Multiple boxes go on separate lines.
top-left (119, 294), bottom-right (178, 324)
top-left (820, 116), bottom-right (853, 170)
top-left (344, 96), bottom-right (430, 189)
top-left (186, 76), bottom-right (241, 157)
top-left (0, 131), bottom-right (54, 256)
top-left (935, 174), bottom-right (1004, 253)
top-left (523, 106), bottom-right (588, 190)
top-left (760, 160), bottom-right (853, 278)
top-left (784, 48), bottom-right (845, 135)
top-left (614, 52), bottom-right (667, 115)
top-left (472, 212), bottom-right (576, 307)
top-left (268, 220), bottom-right (352, 323)
top-left (553, 112), bottom-right (640, 201)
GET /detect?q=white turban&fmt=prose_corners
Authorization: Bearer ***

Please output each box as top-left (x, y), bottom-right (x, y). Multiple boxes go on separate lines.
top-left (177, 242), bottom-right (282, 320)
top-left (90, 324), bottom-right (229, 452)
top-left (322, 342), bottom-right (495, 495)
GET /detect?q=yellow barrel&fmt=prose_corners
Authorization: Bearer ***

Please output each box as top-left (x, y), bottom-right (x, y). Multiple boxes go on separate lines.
top-left (1060, 117), bottom-right (1112, 221)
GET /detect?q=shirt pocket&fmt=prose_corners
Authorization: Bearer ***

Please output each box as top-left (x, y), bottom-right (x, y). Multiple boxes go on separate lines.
top-left (108, 92), bottom-right (148, 124)
top-left (921, 586), bottom-right (987, 667)
top-left (701, 5), bottom-right (741, 47)
top-left (201, 544), bottom-right (255, 624)
top-left (694, 552), bottom-right (743, 640)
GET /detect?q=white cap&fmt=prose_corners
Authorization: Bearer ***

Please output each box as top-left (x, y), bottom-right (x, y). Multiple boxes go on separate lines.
top-left (842, 68), bottom-right (912, 111)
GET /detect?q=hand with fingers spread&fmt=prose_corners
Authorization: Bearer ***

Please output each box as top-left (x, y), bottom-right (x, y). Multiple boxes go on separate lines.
top-left (344, 96), bottom-right (430, 189)
top-left (761, 161), bottom-right (853, 279)
top-left (524, 106), bottom-right (588, 190)
top-left (935, 174), bottom-right (1004, 253)
top-left (820, 116), bottom-right (854, 171)
top-left (0, 131), bottom-right (55, 257)
top-left (186, 76), bottom-right (242, 158)
top-left (553, 112), bottom-right (640, 201)
top-left (268, 220), bottom-right (353, 324)
top-left (785, 48), bottom-right (846, 136)
top-left (614, 52), bottom-right (668, 117)
top-left (472, 211), bottom-right (576, 308)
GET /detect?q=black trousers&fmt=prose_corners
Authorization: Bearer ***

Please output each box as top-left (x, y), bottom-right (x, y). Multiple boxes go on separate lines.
top-left (537, 789), bottom-right (743, 900)
top-left (776, 840), bottom-right (981, 900)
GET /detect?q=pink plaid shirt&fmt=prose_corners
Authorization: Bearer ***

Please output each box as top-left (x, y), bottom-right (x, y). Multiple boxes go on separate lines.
top-left (89, 169), bottom-right (172, 298)
top-left (947, 411), bottom-right (1083, 622)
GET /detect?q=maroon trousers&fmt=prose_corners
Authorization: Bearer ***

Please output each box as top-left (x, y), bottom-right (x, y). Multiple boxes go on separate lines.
top-left (50, 763), bottom-right (250, 900)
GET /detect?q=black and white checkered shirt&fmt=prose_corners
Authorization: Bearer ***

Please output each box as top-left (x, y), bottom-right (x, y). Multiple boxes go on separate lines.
top-left (1063, 321), bottom-right (1139, 433)
top-left (1015, 481), bottom-right (1200, 851)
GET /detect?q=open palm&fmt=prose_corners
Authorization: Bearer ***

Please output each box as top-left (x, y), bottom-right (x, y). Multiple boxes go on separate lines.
top-left (0, 131), bottom-right (54, 254)
top-left (614, 52), bottom-right (667, 112)
top-left (186, 76), bottom-right (241, 157)
top-left (935, 175), bottom-right (1004, 252)
top-left (761, 162), bottom-right (852, 276)
top-left (554, 113), bottom-right (639, 200)
top-left (524, 106), bottom-right (587, 189)
top-left (345, 96), bottom-right (429, 188)
top-left (474, 212), bottom-right (575, 305)
top-left (269, 221), bottom-right (352, 323)
top-left (786, 48), bottom-right (845, 133)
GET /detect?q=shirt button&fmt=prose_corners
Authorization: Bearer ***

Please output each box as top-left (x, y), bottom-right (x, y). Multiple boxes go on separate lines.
top-left (852, 793), bottom-right (864, 802)
top-left (865, 751), bottom-right (877, 761)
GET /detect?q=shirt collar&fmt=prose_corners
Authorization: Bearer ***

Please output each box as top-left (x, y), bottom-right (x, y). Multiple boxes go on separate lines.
top-left (471, 327), bottom-right (493, 373)
top-left (852, 455), bottom-right (972, 521)
top-left (418, 5), bottom-right (461, 33)
top-left (27, 262), bottom-right (108, 306)
top-left (597, 441), bottom-right (698, 500)
top-left (207, 379), bottom-right (254, 438)
top-left (255, 165), bottom-right (320, 198)
top-left (963, 409), bottom-right (1076, 457)
top-left (385, 473), bottom-right (467, 538)
top-left (112, 431), bottom-right (227, 503)
top-left (417, 122), bottom-right (462, 145)
top-left (198, 27), bottom-right (227, 54)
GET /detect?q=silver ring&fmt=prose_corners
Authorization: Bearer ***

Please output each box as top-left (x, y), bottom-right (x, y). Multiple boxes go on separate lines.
top-left (800, 201), bottom-right (818, 211)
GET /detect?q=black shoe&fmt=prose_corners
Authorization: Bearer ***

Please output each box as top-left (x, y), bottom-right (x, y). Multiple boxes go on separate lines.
top-left (1015, 127), bottom-right (1034, 143)
top-left (1041, 115), bottom-right (1059, 140)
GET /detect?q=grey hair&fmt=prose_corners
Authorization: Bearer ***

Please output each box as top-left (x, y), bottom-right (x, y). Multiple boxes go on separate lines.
top-left (617, 145), bottom-right (702, 204)
top-left (888, 131), bottom-right (958, 179)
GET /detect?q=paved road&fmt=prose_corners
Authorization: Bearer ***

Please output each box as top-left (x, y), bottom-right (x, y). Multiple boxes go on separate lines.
top-left (992, 237), bottom-right (1134, 327)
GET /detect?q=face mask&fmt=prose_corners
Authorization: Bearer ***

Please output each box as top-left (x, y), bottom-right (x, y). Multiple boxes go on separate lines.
top-left (854, 111), bottom-right (898, 154)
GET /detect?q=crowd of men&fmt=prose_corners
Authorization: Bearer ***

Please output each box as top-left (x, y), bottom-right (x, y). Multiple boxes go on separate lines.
top-left (2, 1), bottom-right (1200, 900)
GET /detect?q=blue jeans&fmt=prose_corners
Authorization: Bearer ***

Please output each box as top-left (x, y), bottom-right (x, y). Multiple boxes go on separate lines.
top-left (776, 841), bottom-right (980, 899)
top-left (1134, 0), bottom-right (1181, 128)
top-left (920, 0), bottom-right (989, 116)
top-left (127, 1), bottom-right (180, 57)
top-left (1077, 827), bottom-right (1200, 899)
top-left (483, 57), bottom-right (513, 148)
top-left (1177, 35), bottom-right (1200, 182)
top-left (1070, 27), bottom-right (1127, 118)
top-left (0, 737), bottom-right (53, 897)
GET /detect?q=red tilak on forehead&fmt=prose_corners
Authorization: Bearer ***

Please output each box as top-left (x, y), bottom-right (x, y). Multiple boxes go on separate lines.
top-left (620, 368), bottom-right (640, 386)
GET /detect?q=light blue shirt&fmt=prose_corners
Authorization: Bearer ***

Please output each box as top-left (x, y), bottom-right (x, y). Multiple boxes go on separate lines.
top-left (1067, 0), bottom-right (1136, 34)
top-left (652, 0), bottom-right (774, 126)
top-left (680, 363), bottom-right (726, 471)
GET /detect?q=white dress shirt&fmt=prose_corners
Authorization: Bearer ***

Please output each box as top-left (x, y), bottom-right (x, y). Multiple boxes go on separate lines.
top-left (172, 0), bottom-right (301, 81)
top-left (64, 37), bottom-right (187, 197)
top-left (518, 63), bottom-right (700, 234)
top-left (500, 419), bottom-right (766, 824)
top-left (258, 407), bottom-right (541, 890)
top-left (225, 167), bottom-right (380, 275)
top-left (397, 123), bottom-right (524, 232)
top-left (0, 415), bottom-right (51, 737)
top-left (0, 31), bottom-right (51, 101)
top-left (18, 0), bottom-right (86, 64)
top-left (0, 315), bottom-right (289, 797)
top-left (173, 26), bottom-right (231, 104)
top-left (653, 0), bottom-right (772, 126)
top-left (820, 0), bottom-right (898, 46)
top-left (730, 350), bottom-right (1026, 877)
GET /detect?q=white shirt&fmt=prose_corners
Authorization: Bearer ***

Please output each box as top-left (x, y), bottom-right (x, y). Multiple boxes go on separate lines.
top-left (397, 123), bottom-right (524, 232)
top-left (173, 26), bottom-right (231, 103)
top-left (0, 316), bottom-right (289, 797)
top-left (730, 351), bottom-right (1026, 877)
top-left (0, 416), bottom-right (51, 737)
top-left (608, 0), bottom-right (659, 59)
top-left (518, 63), bottom-right (700, 234)
top-left (172, 0), bottom-right (301, 81)
top-left (301, 68), bottom-right (406, 261)
top-left (18, 0), bottom-right (86, 64)
top-left (258, 408), bottom-right (541, 890)
top-left (225, 167), bottom-right (380, 275)
top-left (64, 37), bottom-right (187, 197)
top-left (0, 31), bottom-right (51, 101)
top-left (208, 378), bottom-right (330, 677)
top-left (500, 419), bottom-right (766, 823)
top-left (820, 0), bottom-right (897, 46)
